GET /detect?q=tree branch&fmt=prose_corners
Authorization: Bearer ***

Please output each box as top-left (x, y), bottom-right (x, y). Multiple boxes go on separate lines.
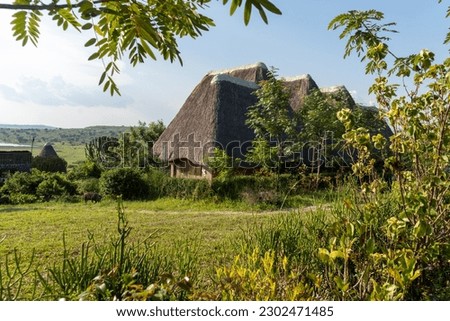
top-left (0, 0), bottom-right (114, 11)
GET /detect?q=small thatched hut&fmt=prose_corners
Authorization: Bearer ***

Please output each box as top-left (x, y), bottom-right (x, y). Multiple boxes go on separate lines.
top-left (39, 143), bottom-right (59, 158)
top-left (33, 143), bottom-right (67, 172)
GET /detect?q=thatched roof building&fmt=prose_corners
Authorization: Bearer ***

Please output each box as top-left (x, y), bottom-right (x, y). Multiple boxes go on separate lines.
top-left (153, 62), bottom-right (330, 179)
top-left (153, 62), bottom-right (384, 179)
top-left (0, 151), bottom-right (32, 173)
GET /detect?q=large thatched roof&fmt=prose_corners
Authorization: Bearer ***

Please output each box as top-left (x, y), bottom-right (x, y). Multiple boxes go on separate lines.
top-left (153, 63), bottom-right (265, 164)
top-left (38, 143), bottom-right (58, 158)
top-left (153, 62), bottom-right (368, 167)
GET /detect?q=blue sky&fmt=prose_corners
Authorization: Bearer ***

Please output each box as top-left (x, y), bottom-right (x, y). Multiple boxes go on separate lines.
top-left (0, 0), bottom-right (448, 128)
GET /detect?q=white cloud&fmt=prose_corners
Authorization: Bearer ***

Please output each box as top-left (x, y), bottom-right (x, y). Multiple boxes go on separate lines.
top-left (0, 98), bottom-right (146, 128)
top-left (0, 76), bottom-right (133, 108)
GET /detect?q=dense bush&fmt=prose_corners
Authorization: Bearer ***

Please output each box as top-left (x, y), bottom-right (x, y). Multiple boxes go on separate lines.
top-left (211, 174), bottom-right (296, 203)
top-left (32, 156), bottom-right (67, 173)
top-left (35, 174), bottom-right (77, 201)
top-left (100, 168), bottom-right (150, 200)
top-left (68, 161), bottom-right (102, 180)
top-left (159, 177), bottom-right (212, 200)
top-left (76, 178), bottom-right (100, 194)
top-left (0, 170), bottom-right (77, 204)
top-left (0, 170), bottom-right (42, 196)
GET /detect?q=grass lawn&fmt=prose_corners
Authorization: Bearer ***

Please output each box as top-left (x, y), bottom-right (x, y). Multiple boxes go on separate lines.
top-left (0, 195), bottom-right (332, 299)
top-left (0, 199), bottom-right (281, 272)
top-left (51, 143), bottom-right (86, 167)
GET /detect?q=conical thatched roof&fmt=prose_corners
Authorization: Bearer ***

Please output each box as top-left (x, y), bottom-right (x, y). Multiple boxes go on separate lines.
top-left (39, 143), bottom-right (58, 158)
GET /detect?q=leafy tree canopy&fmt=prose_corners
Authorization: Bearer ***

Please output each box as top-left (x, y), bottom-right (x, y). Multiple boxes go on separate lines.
top-left (326, 1), bottom-right (450, 299)
top-left (2, 0), bottom-right (281, 95)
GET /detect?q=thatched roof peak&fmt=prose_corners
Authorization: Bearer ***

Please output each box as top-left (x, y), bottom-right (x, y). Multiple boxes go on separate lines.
top-left (211, 74), bottom-right (260, 89)
top-left (283, 74), bottom-right (313, 82)
top-left (38, 143), bottom-right (58, 158)
top-left (320, 85), bottom-right (348, 94)
top-left (207, 62), bottom-right (268, 83)
top-left (208, 62), bottom-right (268, 76)
top-left (320, 85), bottom-right (356, 108)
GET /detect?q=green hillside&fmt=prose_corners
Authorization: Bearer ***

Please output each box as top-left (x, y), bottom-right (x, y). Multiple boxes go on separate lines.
top-left (0, 125), bottom-right (128, 146)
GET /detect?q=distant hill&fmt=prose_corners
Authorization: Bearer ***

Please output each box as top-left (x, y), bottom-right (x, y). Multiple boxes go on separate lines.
top-left (0, 125), bottom-right (129, 146)
top-left (0, 124), bottom-right (56, 129)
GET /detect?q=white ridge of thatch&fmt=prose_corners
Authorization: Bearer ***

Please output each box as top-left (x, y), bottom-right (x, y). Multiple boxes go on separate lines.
top-left (208, 62), bottom-right (268, 76)
top-left (283, 74), bottom-right (312, 82)
top-left (320, 85), bottom-right (348, 93)
top-left (211, 74), bottom-right (260, 89)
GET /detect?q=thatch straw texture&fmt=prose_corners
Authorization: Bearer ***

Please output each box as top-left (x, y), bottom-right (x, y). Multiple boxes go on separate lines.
top-left (320, 85), bottom-right (356, 108)
top-left (208, 62), bottom-right (269, 82)
top-left (283, 74), bottom-right (319, 111)
top-left (38, 143), bottom-right (58, 158)
top-left (153, 63), bottom-right (270, 166)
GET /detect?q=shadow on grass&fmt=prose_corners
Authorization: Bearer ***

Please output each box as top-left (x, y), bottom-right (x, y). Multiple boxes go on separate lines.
top-left (0, 206), bottom-right (37, 213)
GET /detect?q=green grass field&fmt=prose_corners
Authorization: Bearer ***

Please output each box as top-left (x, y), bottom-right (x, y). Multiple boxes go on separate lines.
top-left (0, 199), bottom-right (276, 267)
top-left (51, 143), bottom-right (86, 167)
top-left (0, 196), bottom-right (331, 299)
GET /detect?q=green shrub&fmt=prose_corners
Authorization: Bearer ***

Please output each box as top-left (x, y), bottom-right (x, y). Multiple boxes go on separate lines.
top-left (0, 170), bottom-right (77, 204)
top-left (8, 193), bottom-right (39, 204)
top-left (35, 173), bottom-right (77, 201)
top-left (159, 177), bottom-right (212, 200)
top-left (76, 178), bottom-right (100, 194)
top-left (323, 9), bottom-right (450, 300)
top-left (211, 249), bottom-right (313, 301)
top-left (100, 168), bottom-right (149, 200)
top-left (0, 170), bottom-right (43, 196)
top-left (68, 161), bottom-right (102, 180)
top-left (211, 175), bottom-right (296, 205)
top-left (0, 194), bottom-right (10, 204)
top-left (32, 156), bottom-right (67, 173)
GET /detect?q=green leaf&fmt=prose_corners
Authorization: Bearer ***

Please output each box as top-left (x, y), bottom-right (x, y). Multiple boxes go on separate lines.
top-left (259, 0), bottom-right (282, 15)
top-left (84, 38), bottom-right (96, 47)
top-left (254, 3), bottom-right (268, 24)
top-left (88, 52), bottom-right (99, 61)
top-left (318, 248), bottom-right (330, 263)
top-left (139, 40), bottom-right (157, 61)
top-left (330, 250), bottom-right (345, 260)
top-left (229, 0), bottom-right (240, 15)
top-left (82, 23), bottom-right (93, 30)
top-left (243, 0), bottom-right (253, 26)
top-left (334, 276), bottom-right (349, 292)
top-left (98, 71), bottom-right (107, 86)
top-left (56, 8), bottom-right (81, 31)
